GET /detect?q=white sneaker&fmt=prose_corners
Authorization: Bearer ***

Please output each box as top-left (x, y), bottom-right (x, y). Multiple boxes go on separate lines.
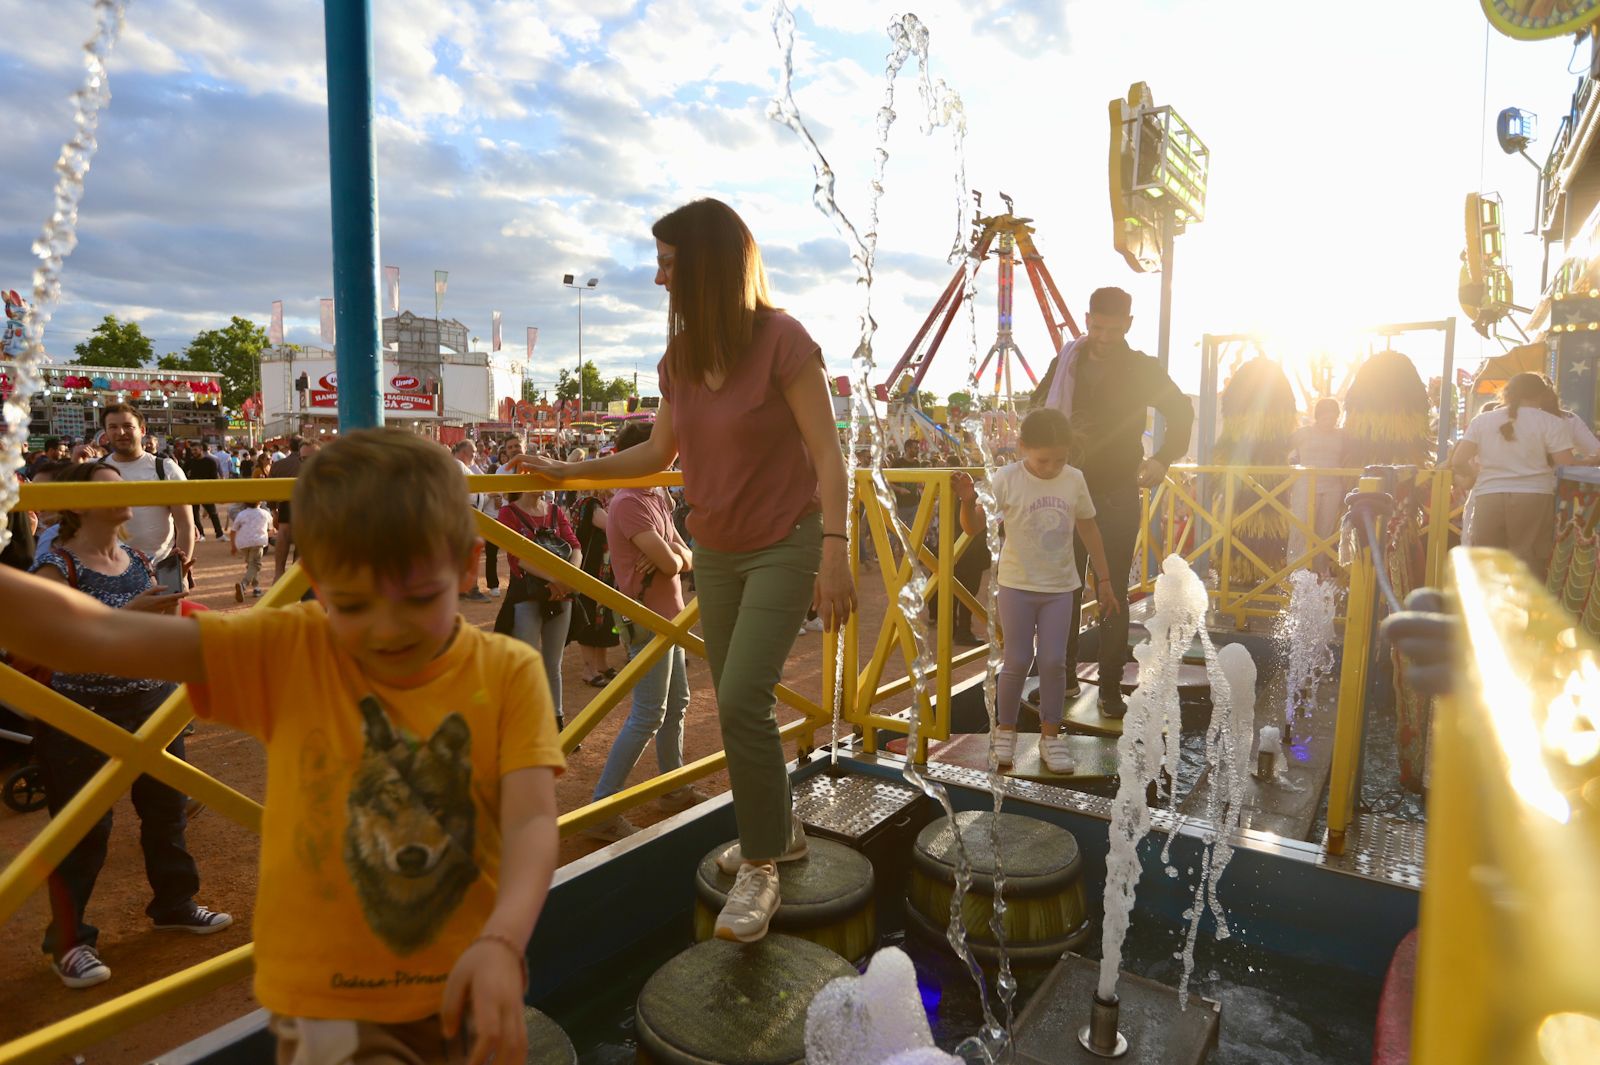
top-left (806, 617), bottom-right (825, 633)
top-left (581, 814), bottom-right (639, 843)
top-left (489, 586), bottom-right (502, 598)
top-left (713, 862), bottom-right (781, 943)
top-left (798, 624), bottom-right (810, 636)
top-left (714, 811), bottom-right (807, 876)
top-left (53, 944), bottom-right (110, 989)
top-left (992, 728), bottom-right (1017, 766)
top-left (1040, 735), bottom-right (1076, 775)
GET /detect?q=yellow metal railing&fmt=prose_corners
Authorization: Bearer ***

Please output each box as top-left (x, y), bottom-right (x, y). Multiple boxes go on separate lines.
top-left (1325, 475), bottom-right (1383, 853)
top-left (0, 471), bottom-right (834, 1064)
top-left (1413, 548), bottom-right (1600, 1065)
top-left (0, 462), bottom-right (1470, 1060)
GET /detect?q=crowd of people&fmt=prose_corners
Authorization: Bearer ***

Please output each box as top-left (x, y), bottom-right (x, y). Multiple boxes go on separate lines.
top-left (2, 189), bottom-right (1597, 1065)
top-left (0, 197), bottom-right (858, 1064)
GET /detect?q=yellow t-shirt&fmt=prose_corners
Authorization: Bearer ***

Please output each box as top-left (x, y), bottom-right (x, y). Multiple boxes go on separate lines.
top-left (192, 601), bottom-right (564, 1022)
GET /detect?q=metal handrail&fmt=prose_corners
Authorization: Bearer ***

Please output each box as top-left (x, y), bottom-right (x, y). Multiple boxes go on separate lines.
top-left (1412, 548), bottom-right (1600, 1064)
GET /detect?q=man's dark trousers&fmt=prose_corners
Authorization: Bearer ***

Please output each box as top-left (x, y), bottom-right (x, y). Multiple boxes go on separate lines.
top-left (1065, 484), bottom-right (1141, 698)
top-left (35, 686), bottom-right (199, 957)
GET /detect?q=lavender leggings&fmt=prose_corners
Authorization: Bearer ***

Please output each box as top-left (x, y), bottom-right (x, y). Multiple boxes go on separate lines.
top-left (997, 585), bottom-right (1077, 728)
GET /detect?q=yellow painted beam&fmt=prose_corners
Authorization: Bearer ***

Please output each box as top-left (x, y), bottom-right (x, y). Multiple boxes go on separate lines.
top-left (1413, 548), bottom-right (1600, 1065)
top-left (0, 667), bottom-right (261, 833)
top-left (1326, 476), bottom-right (1382, 853)
top-left (0, 691), bottom-right (197, 926)
top-left (0, 945), bottom-right (254, 1065)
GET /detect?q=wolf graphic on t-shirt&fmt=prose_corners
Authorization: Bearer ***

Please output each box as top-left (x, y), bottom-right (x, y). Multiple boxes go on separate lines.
top-left (343, 698), bottom-right (480, 955)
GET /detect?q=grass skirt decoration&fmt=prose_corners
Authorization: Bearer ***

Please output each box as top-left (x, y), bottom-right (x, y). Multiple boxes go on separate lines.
top-left (1211, 357), bottom-right (1297, 588)
top-left (1342, 350), bottom-right (1434, 469)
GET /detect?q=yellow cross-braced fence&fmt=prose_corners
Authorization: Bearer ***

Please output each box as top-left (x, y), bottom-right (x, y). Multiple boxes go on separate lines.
top-left (0, 463), bottom-right (1462, 1062)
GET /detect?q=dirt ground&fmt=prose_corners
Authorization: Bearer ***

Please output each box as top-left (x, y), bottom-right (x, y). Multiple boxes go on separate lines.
top-left (0, 534), bottom-right (986, 1062)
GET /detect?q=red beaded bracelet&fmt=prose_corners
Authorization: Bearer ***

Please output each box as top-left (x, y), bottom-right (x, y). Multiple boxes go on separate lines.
top-left (473, 933), bottom-right (529, 992)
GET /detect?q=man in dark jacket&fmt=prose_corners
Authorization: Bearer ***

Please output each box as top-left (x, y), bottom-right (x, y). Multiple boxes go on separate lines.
top-left (1032, 286), bottom-right (1194, 717)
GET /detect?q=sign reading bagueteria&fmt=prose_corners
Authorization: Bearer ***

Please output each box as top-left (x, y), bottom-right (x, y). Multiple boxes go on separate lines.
top-left (309, 371), bottom-right (440, 414)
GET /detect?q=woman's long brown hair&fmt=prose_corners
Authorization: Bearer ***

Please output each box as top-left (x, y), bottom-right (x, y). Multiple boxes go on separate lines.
top-left (53, 460), bottom-right (122, 544)
top-left (652, 198), bottom-right (776, 387)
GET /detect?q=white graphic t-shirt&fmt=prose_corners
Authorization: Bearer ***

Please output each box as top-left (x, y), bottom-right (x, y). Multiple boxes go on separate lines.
top-left (990, 461), bottom-right (1096, 594)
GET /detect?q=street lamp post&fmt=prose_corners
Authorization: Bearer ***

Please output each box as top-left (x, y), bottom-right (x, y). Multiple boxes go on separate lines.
top-left (562, 274), bottom-right (599, 430)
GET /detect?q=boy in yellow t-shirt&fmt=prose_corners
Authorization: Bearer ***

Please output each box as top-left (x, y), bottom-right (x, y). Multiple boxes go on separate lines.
top-left (0, 428), bottom-right (565, 1064)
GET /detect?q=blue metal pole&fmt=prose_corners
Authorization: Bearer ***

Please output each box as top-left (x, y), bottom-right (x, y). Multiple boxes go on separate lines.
top-left (323, 0), bottom-right (383, 430)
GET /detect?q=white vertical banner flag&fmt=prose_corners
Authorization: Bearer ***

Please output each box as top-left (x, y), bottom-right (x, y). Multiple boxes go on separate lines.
top-left (526, 327), bottom-right (538, 360)
top-left (269, 300), bottom-right (284, 346)
top-left (492, 310), bottom-right (502, 352)
top-left (434, 270), bottom-right (448, 318)
top-left (384, 266), bottom-right (400, 313)
top-left (319, 298), bottom-right (336, 346)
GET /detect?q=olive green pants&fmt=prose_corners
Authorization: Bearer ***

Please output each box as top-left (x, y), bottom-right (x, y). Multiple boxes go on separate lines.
top-left (692, 514), bottom-right (820, 861)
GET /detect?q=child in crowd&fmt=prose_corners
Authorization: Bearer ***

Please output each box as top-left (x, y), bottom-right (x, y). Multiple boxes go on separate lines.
top-left (583, 420), bottom-right (704, 843)
top-left (0, 429), bottom-right (564, 1064)
top-left (226, 500), bottom-right (275, 601)
top-left (955, 407), bottom-right (1117, 775)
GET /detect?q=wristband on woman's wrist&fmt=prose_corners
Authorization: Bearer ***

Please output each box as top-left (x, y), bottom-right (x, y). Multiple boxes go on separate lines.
top-left (822, 532), bottom-right (848, 542)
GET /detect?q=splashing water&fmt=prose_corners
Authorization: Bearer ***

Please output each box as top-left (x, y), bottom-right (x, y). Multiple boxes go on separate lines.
top-left (804, 947), bottom-right (962, 1065)
top-left (768, 7), bottom-right (1014, 1057)
top-left (1098, 555), bottom-right (1209, 1000)
top-left (1174, 638), bottom-right (1255, 1005)
top-left (0, 0), bottom-right (128, 552)
top-left (1277, 569), bottom-right (1339, 741)
top-left (1103, 555), bottom-right (1259, 1008)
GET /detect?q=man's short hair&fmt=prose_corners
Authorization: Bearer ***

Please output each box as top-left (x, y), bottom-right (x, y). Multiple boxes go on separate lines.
top-left (43, 437), bottom-right (61, 451)
top-left (451, 440), bottom-right (476, 457)
top-left (287, 435), bottom-right (305, 454)
top-left (292, 428), bottom-right (475, 584)
top-left (1088, 287), bottom-right (1133, 316)
top-left (100, 402), bottom-right (146, 429)
top-left (1314, 397), bottom-right (1341, 420)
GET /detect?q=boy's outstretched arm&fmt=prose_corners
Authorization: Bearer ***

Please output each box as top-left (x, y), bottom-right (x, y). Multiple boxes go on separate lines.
top-left (0, 566), bottom-right (206, 683)
top-left (441, 765), bottom-right (559, 1065)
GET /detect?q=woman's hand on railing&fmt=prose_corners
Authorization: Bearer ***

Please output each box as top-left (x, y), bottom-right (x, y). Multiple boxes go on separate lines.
top-left (951, 471), bottom-right (977, 503)
top-left (500, 453), bottom-right (568, 484)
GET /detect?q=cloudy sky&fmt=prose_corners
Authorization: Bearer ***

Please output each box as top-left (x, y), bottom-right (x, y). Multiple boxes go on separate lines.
top-left (0, 0), bottom-right (1583, 402)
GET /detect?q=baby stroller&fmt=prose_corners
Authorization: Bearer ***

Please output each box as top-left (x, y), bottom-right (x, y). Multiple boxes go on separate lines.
top-left (0, 705), bottom-right (45, 814)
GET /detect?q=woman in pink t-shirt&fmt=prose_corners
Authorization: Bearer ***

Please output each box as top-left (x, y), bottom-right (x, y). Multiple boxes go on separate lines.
top-left (509, 198), bottom-right (855, 943)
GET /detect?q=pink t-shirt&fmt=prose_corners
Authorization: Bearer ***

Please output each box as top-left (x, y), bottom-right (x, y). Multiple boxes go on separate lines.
top-left (607, 487), bottom-right (686, 619)
top-left (496, 502), bottom-right (580, 578)
top-left (659, 310), bottom-right (823, 552)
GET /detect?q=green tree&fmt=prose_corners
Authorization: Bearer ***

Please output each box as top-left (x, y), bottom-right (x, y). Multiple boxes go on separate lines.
top-left (71, 315), bottom-right (153, 368)
top-left (946, 391), bottom-right (973, 411)
top-left (161, 316), bottom-right (268, 408)
top-left (554, 361), bottom-right (627, 408)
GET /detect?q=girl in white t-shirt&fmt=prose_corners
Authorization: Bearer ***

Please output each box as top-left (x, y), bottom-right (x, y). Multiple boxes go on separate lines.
top-left (1453, 373), bottom-right (1576, 576)
top-left (954, 408), bottom-right (1117, 775)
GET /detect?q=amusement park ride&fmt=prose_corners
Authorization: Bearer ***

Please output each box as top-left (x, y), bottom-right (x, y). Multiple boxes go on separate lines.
top-left (876, 82), bottom-right (1209, 453)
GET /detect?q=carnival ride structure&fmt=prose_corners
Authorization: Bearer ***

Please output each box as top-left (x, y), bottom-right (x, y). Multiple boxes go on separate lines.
top-left (877, 194), bottom-right (1078, 422)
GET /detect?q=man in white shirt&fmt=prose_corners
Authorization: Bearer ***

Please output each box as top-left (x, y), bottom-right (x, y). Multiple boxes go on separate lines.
top-left (451, 440), bottom-right (490, 602)
top-left (101, 404), bottom-right (194, 567)
top-left (209, 444), bottom-right (235, 479)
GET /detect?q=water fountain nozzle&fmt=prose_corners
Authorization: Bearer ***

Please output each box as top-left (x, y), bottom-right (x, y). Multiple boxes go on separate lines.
top-left (1256, 748), bottom-right (1276, 780)
top-left (1077, 991), bottom-right (1130, 1058)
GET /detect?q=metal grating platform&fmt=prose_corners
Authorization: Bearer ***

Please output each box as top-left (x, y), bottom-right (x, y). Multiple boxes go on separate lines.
top-left (1318, 814), bottom-right (1427, 888)
top-left (908, 759), bottom-right (1427, 891)
top-left (793, 771), bottom-right (923, 845)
